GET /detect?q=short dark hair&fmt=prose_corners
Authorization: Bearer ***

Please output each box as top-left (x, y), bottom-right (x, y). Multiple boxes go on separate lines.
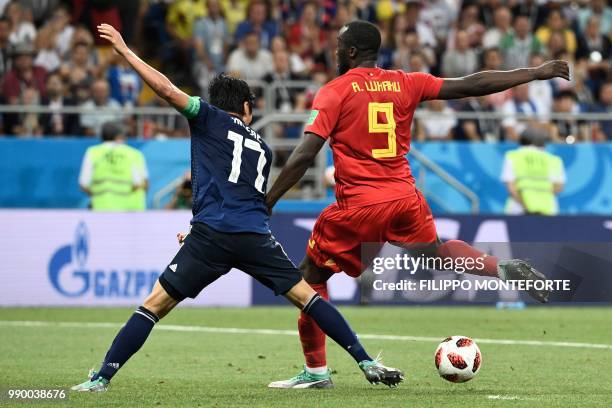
top-left (101, 122), bottom-right (125, 141)
top-left (341, 20), bottom-right (381, 59)
top-left (208, 74), bottom-right (254, 115)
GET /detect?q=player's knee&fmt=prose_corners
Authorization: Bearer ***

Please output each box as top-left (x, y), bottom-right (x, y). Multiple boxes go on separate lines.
top-left (285, 279), bottom-right (316, 309)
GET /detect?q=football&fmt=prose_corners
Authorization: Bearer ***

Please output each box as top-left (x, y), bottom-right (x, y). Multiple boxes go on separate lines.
top-left (434, 335), bottom-right (482, 383)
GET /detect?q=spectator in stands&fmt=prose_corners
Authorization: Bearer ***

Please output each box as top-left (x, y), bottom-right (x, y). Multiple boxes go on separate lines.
top-left (40, 3), bottom-right (74, 60)
top-left (546, 31), bottom-right (569, 60)
top-left (528, 53), bottom-right (554, 117)
top-left (106, 53), bottom-right (142, 107)
top-left (393, 28), bottom-right (435, 72)
top-left (500, 14), bottom-right (542, 70)
top-left (11, 86), bottom-right (42, 136)
top-left (33, 23), bottom-right (60, 72)
top-left (576, 16), bottom-right (610, 90)
top-left (40, 72), bottom-right (79, 136)
top-left (483, 6), bottom-right (512, 49)
top-left (501, 128), bottom-right (565, 215)
top-left (287, 2), bottom-right (327, 66)
top-left (263, 49), bottom-right (307, 143)
top-left (59, 42), bottom-right (97, 88)
top-left (193, 0), bottom-right (229, 81)
top-left (510, 0), bottom-right (546, 29)
top-left (1, 42), bottom-right (46, 104)
top-left (419, 0), bottom-right (457, 45)
top-left (456, 96), bottom-right (499, 141)
top-left (352, 0), bottom-right (377, 23)
top-left (166, 171), bottom-right (193, 210)
top-left (222, 0), bottom-right (247, 35)
top-left (21, 0), bottom-right (60, 26)
top-left (0, 16), bottom-right (10, 78)
top-left (270, 36), bottom-right (307, 76)
top-left (263, 50), bottom-right (304, 112)
top-left (4, 0), bottom-right (35, 45)
top-left (481, 47), bottom-right (511, 109)
top-left (416, 99), bottom-right (457, 141)
top-left (407, 51), bottom-right (429, 73)
top-left (441, 30), bottom-right (477, 78)
top-left (535, 9), bottom-right (576, 57)
top-left (166, 0), bottom-right (205, 44)
top-left (591, 81), bottom-right (612, 141)
top-left (403, 0), bottom-right (436, 48)
top-left (577, 0), bottom-right (612, 38)
top-left (227, 31), bottom-right (273, 80)
top-left (572, 62), bottom-right (595, 107)
top-left (501, 84), bottom-right (551, 141)
top-left (551, 90), bottom-right (588, 142)
top-left (234, 0), bottom-right (278, 49)
top-left (79, 122), bottom-right (148, 211)
top-left (446, 4), bottom-right (484, 50)
top-left (79, 78), bottom-right (123, 136)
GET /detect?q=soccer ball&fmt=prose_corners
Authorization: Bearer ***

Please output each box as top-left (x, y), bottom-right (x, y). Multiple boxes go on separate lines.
top-left (434, 335), bottom-right (482, 383)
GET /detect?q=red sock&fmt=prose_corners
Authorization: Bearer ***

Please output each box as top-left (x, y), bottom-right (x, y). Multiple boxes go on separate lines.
top-left (436, 240), bottom-right (499, 277)
top-left (298, 282), bottom-right (328, 368)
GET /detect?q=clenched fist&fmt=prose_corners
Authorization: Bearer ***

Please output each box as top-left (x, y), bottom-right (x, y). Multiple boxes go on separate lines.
top-left (534, 60), bottom-right (570, 81)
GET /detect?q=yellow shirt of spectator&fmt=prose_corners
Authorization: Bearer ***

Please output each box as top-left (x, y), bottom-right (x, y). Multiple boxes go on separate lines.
top-left (167, 0), bottom-right (207, 40)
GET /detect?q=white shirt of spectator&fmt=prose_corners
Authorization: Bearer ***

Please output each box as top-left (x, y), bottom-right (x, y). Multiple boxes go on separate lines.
top-left (227, 48), bottom-right (273, 81)
top-left (79, 141), bottom-right (149, 189)
top-left (528, 80), bottom-right (553, 118)
top-left (500, 146), bottom-right (566, 215)
top-left (421, 106), bottom-right (457, 140)
top-left (79, 99), bottom-right (123, 136)
top-left (501, 98), bottom-right (545, 136)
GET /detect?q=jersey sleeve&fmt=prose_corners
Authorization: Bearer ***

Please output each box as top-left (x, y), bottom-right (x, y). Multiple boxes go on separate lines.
top-left (304, 85), bottom-right (342, 140)
top-left (403, 72), bottom-right (444, 102)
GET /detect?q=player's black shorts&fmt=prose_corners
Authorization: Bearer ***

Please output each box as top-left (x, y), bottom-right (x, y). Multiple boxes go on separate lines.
top-left (159, 222), bottom-right (302, 301)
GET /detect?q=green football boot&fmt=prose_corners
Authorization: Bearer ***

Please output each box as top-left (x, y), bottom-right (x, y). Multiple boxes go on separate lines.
top-left (268, 365), bottom-right (333, 389)
top-left (70, 369), bottom-right (109, 392)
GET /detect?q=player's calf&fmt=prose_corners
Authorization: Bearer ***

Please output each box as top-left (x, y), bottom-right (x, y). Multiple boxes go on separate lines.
top-left (71, 281), bottom-right (180, 391)
top-left (280, 280), bottom-right (405, 388)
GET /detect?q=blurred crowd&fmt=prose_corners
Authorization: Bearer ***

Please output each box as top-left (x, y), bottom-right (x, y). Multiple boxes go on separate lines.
top-left (0, 0), bottom-right (610, 142)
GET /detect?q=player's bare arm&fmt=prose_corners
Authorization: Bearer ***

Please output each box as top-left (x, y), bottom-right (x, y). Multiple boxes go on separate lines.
top-left (265, 133), bottom-right (325, 212)
top-left (437, 60), bottom-right (570, 100)
top-left (97, 23), bottom-right (190, 111)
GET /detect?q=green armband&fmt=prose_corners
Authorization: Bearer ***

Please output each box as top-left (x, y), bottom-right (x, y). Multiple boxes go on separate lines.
top-left (180, 96), bottom-right (201, 119)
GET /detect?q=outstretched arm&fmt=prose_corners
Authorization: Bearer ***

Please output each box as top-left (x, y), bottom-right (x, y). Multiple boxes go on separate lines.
top-left (437, 60), bottom-right (569, 100)
top-left (97, 24), bottom-right (190, 111)
top-left (265, 133), bottom-right (326, 212)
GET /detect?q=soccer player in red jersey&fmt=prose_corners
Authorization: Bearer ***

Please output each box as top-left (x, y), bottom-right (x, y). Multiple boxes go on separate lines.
top-left (266, 21), bottom-right (569, 388)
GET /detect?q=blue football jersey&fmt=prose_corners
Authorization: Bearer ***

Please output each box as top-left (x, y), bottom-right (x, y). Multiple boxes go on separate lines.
top-left (182, 97), bottom-right (272, 234)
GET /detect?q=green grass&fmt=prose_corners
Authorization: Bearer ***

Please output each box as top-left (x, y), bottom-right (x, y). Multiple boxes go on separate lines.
top-left (0, 306), bottom-right (611, 407)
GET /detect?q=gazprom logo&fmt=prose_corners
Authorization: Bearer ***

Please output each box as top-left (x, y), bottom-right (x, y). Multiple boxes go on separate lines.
top-left (48, 222), bottom-right (159, 298)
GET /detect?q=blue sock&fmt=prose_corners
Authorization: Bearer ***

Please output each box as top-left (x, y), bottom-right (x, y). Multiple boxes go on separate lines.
top-left (93, 306), bottom-right (159, 381)
top-left (303, 294), bottom-right (372, 364)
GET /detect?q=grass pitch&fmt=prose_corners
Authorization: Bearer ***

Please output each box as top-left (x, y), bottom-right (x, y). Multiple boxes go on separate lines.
top-left (0, 306), bottom-right (611, 407)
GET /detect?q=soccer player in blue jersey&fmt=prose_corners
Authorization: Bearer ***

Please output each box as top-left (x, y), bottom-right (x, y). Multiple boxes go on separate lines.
top-left (70, 24), bottom-right (403, 392)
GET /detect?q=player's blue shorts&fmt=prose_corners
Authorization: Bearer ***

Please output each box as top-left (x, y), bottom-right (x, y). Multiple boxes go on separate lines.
top-left (159, 222), bottom-right (302, 301)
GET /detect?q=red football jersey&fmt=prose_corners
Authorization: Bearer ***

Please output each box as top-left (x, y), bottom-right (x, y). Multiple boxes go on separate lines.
top-left (305, 67), bottom-right (443, 209)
